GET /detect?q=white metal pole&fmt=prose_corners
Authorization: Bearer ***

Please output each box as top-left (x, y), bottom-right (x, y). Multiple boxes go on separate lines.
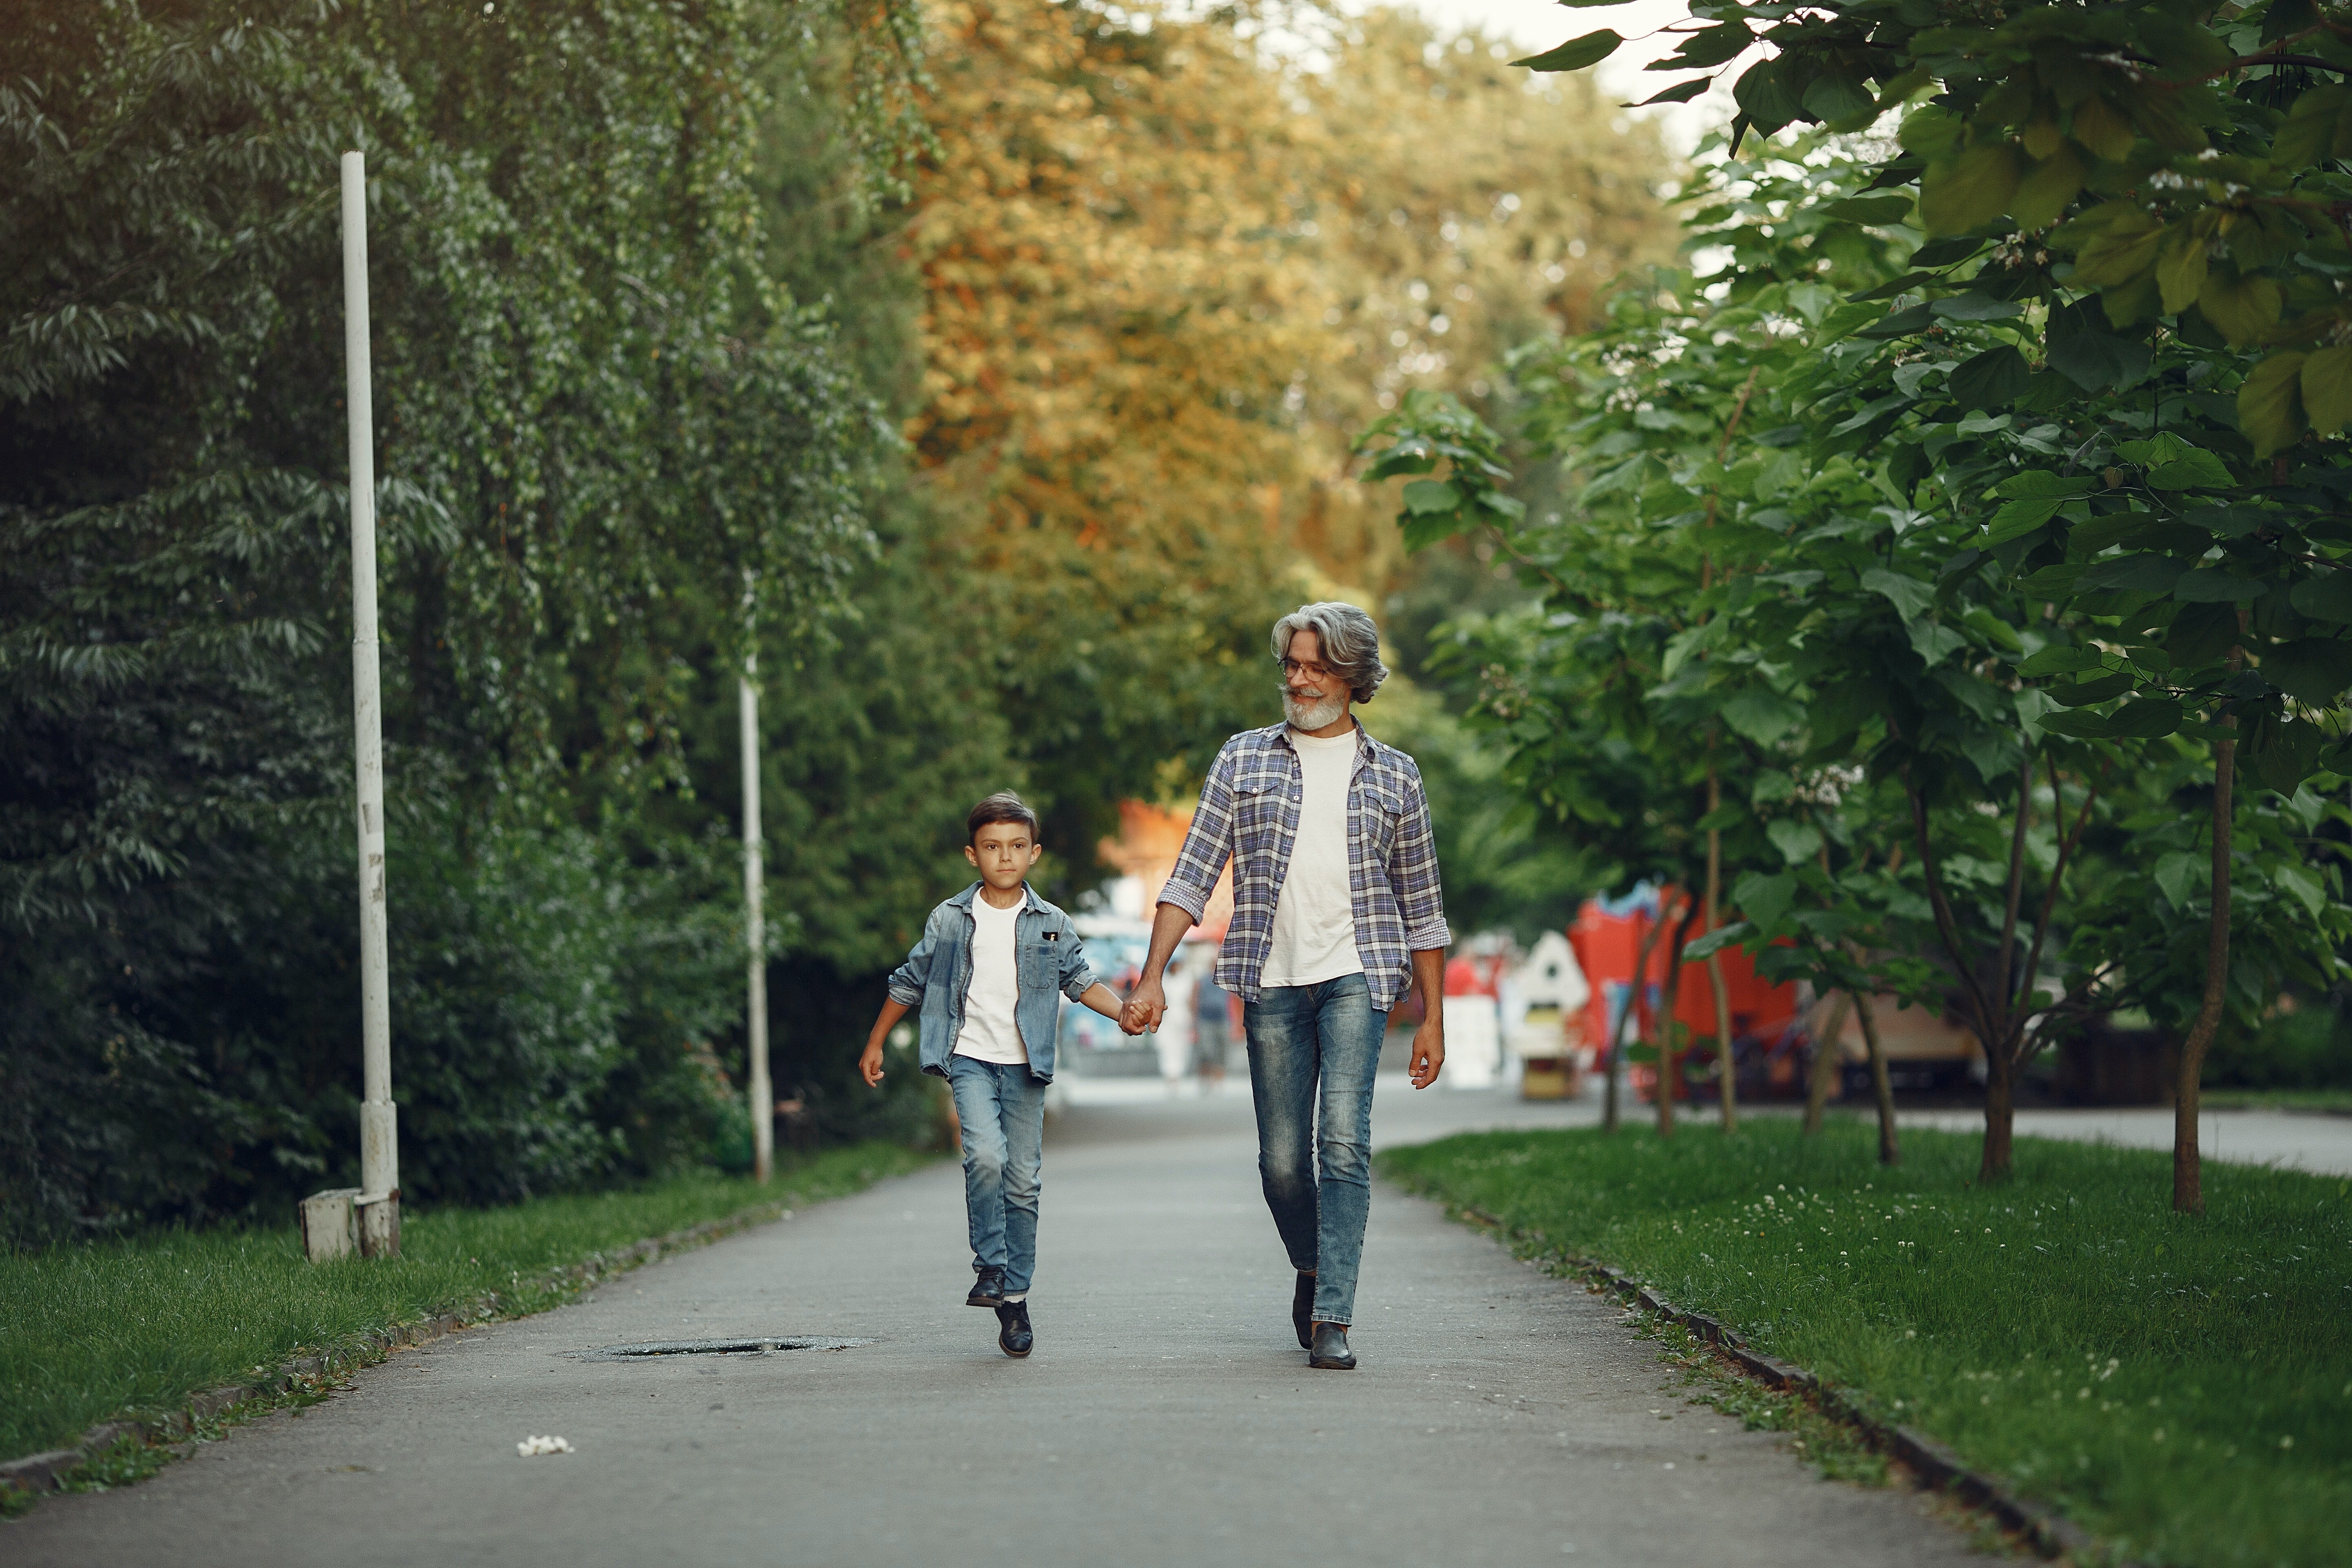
top-left (741, 660), bottom-right (773, 1184)
top-left (343, 150), bottom-right (400, 1256)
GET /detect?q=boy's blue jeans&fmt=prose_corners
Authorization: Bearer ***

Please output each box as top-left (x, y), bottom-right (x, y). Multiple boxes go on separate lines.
top-left (1244, 974), bottom-right (1387, 1327)
top-left (946, 1055), bottom-right (1047, 1294)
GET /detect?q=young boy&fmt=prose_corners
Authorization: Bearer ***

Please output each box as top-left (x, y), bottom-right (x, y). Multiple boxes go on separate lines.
top-left (859, 792), bottom-right (1130, 1358)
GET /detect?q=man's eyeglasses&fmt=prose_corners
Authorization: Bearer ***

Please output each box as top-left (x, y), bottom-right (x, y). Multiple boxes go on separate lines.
top-left (1280, 657), bottom-right (1336, 683)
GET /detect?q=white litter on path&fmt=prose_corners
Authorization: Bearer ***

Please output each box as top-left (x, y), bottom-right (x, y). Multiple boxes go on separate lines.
top-left (517, 1435), bottom-right (574, 1457)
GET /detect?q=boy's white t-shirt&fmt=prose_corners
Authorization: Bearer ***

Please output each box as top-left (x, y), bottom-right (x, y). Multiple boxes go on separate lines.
top-left (954, 893), bottom-right (1029, 1064)
top-left (1258, 726), bottom-right (1365, 989)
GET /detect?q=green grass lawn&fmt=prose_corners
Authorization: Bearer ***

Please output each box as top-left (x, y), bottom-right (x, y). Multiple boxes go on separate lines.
top-left (1, 1142), bottom-right (935, 1463)
top-left (1379, 1120), bottom-right (2352, 1568)
top-left (2200, 1087), bottom-right (2352, 1115)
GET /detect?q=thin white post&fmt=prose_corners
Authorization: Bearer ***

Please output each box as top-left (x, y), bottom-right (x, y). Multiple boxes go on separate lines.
top-left (343, 150), bottom-right (399, 1257)
top-left (741, 659), bottom-right (773, 1184)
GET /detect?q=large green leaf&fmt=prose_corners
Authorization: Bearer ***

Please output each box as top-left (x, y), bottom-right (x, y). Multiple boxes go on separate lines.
top-left (2167, 601), bottom-right (2243, 666)
top-left (2175, 568), bottom-right (2266, 604)
top-left (2289, 570), bottom-right (2352, 623)
top-left (2156, 224), bottom-right (2211, 316)
top-left (1400, 479), bottom-right (1461, 514)
top-left (2238, 353), bottom-right (2308, 459)
top-left (2078, 553), bottom-right (2187, 595)
top-left (1951, 345), bottom-right (2031, 411)
top-left (2201, 275), bottom-right (2283, 348)
top-left (2261, 639), bottom-right (2352, 704)
top-left (1860, 567), bottom-right (1933, 622)
top-left (1920, 144), bottom-right (2022, 235)
top-left (1682, 921), bottom-right (1755, 962)
top-left (2011, 144), bottom-right (2086, 231)
top-left (2108, 698), bottom-right (2182, 738)
top-left (1720, 689), bottom-right (1807, 746)
top-left (1732, 870), bottom-right (1799, 929)
top-left (2049, 670), bottom-right (2136, 706)
top-left (1733, 56), bottom-right (1806, 134)
top-left (1803, 68), bottom-right (1876, 125)
top-left (1767, 818), bottom-right (1824, 866)
top-left (1513, 30), bottom-right (1622, 72)
top-left (2071, 209), bottom-right (2163, 286)
top-left (2301, 345), bottom-right (2352, 436)
top-left (2018, 645), bottom-right (2101, 677)
top-left (2047, 327), bottom-right (2151, 391)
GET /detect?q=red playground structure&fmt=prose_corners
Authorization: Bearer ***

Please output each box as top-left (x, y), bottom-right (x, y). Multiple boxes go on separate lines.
top-left (1566, 885), bottom-right (1804, 1102)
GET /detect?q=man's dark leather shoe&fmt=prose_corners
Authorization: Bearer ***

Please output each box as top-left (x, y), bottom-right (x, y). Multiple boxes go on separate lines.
top-left (1292, 1271), bottom-right (1315, 1349)
top-left (996, 1300), bottom-right (1033, 1358)
top-left (967, 1266), bottom-right (1007, 1307)
top-left (1308, 1321), bottom-right (1356, 1370)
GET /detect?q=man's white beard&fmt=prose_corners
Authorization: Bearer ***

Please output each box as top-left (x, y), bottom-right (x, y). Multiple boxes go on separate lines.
top-left (1283, 689), bottom-right (1347, 731)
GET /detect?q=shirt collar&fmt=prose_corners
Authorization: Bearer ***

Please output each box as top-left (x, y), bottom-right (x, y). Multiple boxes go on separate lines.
top-left (950, 880), bottom-right (1038, 913)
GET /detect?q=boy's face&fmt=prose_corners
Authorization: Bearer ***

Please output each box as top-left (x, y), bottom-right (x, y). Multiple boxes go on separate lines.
top-left (965, 820), bottom-right (1041, 891)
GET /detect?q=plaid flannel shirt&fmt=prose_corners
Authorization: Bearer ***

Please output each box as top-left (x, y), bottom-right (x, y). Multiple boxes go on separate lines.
top-left (1159, 722), bottom-right (1448, 1010)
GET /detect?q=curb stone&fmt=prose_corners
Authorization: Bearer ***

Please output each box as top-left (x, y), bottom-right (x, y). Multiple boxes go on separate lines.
top-left (0, 1195), bottom-right (804, 1511)
top-left (1452, 1206), bottom-right (2124, 1567)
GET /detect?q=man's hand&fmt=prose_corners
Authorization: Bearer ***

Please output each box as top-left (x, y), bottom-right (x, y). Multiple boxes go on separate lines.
top-left (1408, 1013), bottom-right (1445, 1090)
top-left (858, 1040), bottom-right (886, 1088)
top-left (1120, 976), bottom-right (1165, 1036)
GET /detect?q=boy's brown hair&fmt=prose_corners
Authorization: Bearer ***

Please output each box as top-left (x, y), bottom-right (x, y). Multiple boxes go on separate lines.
top-left (967, 791), bottom-right (1041, 844)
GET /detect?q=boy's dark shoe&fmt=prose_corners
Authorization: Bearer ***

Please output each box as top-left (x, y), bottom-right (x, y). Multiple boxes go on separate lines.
top-left (996, 1300), bottom-right (1033, 1358)
top-left (1307, 1321), bottom-right (1356, 1370)
top-left (1292, 1271), bottom-right (1314, 1349)
top-left (967, 1266), bottom-right (1007, 1307)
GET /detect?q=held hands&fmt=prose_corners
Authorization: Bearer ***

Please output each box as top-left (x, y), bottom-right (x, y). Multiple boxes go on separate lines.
top-left (1119, 975), bottom-right (1166, 1037)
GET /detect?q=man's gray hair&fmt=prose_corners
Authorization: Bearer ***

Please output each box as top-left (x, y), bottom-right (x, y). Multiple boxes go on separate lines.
top-left (1271, 601), bottom-right (1388, 704)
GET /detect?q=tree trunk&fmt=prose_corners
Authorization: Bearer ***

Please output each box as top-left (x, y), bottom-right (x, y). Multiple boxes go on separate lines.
top-left (1604, 906), bottom-right (1668, 1135)
top-left (1979, 1032), bottom-right (2013, 1183)
top-left (1803, 990), bottom-right (1852, 1135)
top-left (2174, 719), bottom-right (2237, 1215)
top-left (1657, 897), bottom-right (1701, 1138)
top-left (1706, 767), bottom-right (1737, 1133)
top-left (1853, 991), bottom-right (1898, 1166)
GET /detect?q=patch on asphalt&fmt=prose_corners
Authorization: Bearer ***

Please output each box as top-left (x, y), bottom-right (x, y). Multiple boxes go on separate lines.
top-left (574, 1336), bottom-right (876, 1361)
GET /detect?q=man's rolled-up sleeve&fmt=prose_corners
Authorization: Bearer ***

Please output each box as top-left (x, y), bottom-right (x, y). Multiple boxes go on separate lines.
top-left (885, 911), bottom-right (939, 1007)
top-left (1390, 765), bottom-right (1450, 952)
top-left (1157, 743), bottom-right (1239, 924)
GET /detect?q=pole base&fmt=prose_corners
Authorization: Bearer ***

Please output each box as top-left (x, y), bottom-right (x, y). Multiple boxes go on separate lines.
top-left (358, 1191), bottom-right (401, 1258)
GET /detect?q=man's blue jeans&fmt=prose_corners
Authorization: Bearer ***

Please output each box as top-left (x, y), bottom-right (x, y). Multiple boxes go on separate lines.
top-left (946, 1055), bottom-right (1047, 1294)
top-left (1244, 974), bottom-right (1387, 1327)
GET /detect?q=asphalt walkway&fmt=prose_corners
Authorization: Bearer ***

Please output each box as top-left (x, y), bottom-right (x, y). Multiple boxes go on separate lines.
top-left (13, 1087), bottom-right (1983, 1568)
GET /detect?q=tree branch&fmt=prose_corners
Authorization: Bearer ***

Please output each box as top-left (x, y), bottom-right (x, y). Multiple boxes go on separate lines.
top-left (1907, 777), bottom-right (2000, 1041)
top-left (1992, 752), bottom-right (2033, 1027)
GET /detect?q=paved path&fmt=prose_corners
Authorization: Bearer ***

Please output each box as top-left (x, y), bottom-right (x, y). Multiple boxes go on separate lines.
top-left (13, 1088), bottom-right (1981, 1568)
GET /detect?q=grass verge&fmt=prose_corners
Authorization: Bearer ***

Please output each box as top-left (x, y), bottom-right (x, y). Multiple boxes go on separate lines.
top-left (2198, 1087), bottom-right (2352, 1114)
top-left (1378, 1120), bottom-right (2351, 1568)
top-left (1, 1142), bottom-right (935, 1467)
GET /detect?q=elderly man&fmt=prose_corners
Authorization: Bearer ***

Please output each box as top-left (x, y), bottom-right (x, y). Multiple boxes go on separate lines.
top-left (1123, 601), bottom-right (1448, 1371)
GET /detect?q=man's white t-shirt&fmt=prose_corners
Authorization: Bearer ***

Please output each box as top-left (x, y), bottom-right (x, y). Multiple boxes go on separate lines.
top-left (954, 893), bottom-right (1029, 1064)
top-left (1259, 726), bottom-right (1365, 989)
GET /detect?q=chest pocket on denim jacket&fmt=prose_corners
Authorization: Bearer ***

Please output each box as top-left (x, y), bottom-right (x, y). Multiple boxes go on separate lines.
top-left (1233, 772), bottom-right (1289, 859)
top-left (1018, 937), bottom-right (1054, 991)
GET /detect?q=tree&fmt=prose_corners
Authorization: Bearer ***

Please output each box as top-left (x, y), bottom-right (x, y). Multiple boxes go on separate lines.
top-left (0, 0), bottom-right (924, 1236)
top-left (1359, 102), bottom-right (2352, 1197)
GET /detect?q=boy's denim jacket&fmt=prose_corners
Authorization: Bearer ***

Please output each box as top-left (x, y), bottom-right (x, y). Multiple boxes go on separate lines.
top-left (885, 882), bottom-right (1099, 1082)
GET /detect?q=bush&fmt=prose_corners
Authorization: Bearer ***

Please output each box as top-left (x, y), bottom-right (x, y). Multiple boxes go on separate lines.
top-left (2206, 993), bottom-right (2352, 1091)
